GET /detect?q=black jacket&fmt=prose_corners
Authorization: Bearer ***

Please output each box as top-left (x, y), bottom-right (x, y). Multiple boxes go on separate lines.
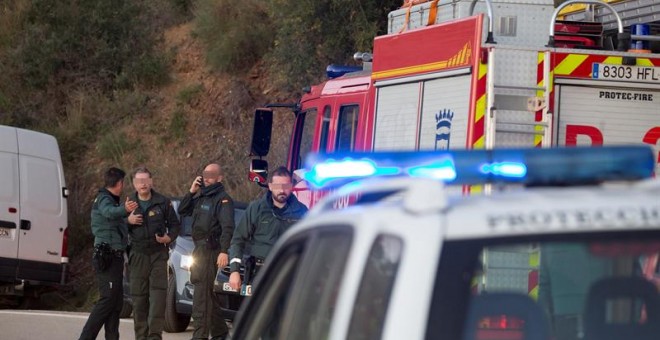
top-left (178, 182), bottom-right (235, 254)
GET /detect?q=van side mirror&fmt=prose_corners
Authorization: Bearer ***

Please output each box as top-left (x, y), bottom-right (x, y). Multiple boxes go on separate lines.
top-left (250, 109), bottom-right (273, 157)
top-left (249, 159), bottom-right (268, 187)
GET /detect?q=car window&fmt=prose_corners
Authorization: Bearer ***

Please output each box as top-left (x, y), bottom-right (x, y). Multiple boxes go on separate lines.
top-left (348, 234), bottom-right (403, 340)
top-left (233, 226), bottom-right (353, 340)
top-left (285, 229), bottom-right (353, 340)
top-left (236, 236), bottom-right (307, 340)
top-left (425, 232), bottom-right (660, 340)
top-left (336, 105), bottom-right (359, 151)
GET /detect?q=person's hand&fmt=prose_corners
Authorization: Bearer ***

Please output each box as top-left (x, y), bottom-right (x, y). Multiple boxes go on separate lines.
top-left (125, 197), bottom-right (138, 212)
top-left (128, 210), bottom-right (143, 225)
top-left (189, 176), bottom-right (203, 194)
top-left (229, 271), bottom-right (242, 290)
top-left (155, 234), bottom-right (171, 244)
top-left (217, 252), bottom-right (229, 268)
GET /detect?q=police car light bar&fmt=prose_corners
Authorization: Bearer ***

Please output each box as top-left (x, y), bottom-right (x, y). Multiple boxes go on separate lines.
top-left (303, 146), bottom-right (655, 189)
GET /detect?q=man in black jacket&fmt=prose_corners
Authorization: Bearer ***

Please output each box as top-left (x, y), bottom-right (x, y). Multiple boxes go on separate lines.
top-left (126, 166), bottom-right (180, 340)
top-left (178, 163), bottom-right (235, 340)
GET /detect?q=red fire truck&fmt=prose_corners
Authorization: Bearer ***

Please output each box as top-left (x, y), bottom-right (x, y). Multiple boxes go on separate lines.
top-left (248, 0), bottom-right (660, 207)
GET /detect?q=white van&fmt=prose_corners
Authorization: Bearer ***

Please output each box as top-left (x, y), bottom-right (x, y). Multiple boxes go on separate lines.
top-left (0, 125), bottom-right (68, 294)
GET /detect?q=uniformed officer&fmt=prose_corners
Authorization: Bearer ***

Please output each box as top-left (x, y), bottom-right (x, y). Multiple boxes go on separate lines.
top-left (79, 167), bottom-right (138, 340)
top-left (127, 167), bottom-right (180, 340)
top-left (228, 166), bottom-right (308, 290)
top-left (178, 163), bottom-right (235, 340)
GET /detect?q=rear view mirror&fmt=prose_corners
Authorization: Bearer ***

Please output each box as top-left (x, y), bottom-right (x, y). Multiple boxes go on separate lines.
top-left (250, 109), bottom-right (273, 157)
top-left (249, 159), bottom-right (268, 187)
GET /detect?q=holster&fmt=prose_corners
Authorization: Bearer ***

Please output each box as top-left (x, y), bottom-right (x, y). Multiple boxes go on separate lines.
top-left (92, 242), bottom-right (114, 272)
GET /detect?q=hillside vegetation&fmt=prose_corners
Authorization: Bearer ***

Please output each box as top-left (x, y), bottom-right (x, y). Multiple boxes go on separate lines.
top-left (0, 0), bottom-right (400, 309)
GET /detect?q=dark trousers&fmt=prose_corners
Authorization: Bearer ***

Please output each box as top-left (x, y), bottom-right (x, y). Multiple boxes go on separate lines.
top-left (129, 250), bottom-right (168, 340)
top-left (190, 244), bottom-right (228, 339)
top-left (79, 256), bottom-right (124, 340)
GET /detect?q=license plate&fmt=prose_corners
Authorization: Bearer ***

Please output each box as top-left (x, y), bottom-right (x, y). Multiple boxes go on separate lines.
top-left (222, 282), bottom-right (239, 293)
top-left (0, 228), bottom-right (9, 237)
top-left (592, 63), bottom-right (660, 84)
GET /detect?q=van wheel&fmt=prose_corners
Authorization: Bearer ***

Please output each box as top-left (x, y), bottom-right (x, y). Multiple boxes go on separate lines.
top-left (164, 274), bottom-right (191, 333)
top-left (119, 300), bottom-right (132, 318)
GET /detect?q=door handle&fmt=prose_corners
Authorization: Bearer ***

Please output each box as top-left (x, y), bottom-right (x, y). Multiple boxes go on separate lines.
top-left (20, 220), bottom-right (31, 230)
top-left (0, 220), bottom-right (17, 229)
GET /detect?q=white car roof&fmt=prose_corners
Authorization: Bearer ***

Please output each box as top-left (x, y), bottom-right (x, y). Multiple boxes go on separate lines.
top-left (292, 177), bottom-right (660, 241)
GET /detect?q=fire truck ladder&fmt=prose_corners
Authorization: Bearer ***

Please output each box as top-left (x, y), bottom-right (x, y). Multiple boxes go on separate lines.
top-left (483, 47), bottom-right (553, 150)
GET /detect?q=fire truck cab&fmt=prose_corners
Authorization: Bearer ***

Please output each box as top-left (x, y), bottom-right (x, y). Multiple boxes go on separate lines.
top-left (249, 0), bottom-right (660, 206)
top-left (232, 146), bottom-right (660, 340)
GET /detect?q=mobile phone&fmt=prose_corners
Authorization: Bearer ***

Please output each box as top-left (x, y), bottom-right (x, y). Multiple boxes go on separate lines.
top-left (197, 176), bottom-right (205, 188)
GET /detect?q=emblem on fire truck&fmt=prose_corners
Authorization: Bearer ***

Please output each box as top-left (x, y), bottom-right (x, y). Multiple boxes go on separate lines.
top-left (435, 109), bottom-right (454, 150)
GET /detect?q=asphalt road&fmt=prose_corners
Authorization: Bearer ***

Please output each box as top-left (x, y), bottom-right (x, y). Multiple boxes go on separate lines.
top-left (0, 310), bottom-right (194, 340)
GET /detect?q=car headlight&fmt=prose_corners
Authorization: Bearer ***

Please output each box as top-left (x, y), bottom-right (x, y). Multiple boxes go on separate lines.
top-left (180, 255), bottom-right (194, 271)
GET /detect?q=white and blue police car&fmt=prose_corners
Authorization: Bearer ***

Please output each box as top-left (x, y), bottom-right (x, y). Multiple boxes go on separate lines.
top-left (231, 146), bottom-right (660, 340)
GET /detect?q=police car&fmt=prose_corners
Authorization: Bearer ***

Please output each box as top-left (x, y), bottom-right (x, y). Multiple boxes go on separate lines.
top-left (230, 146), bottom-right (660, 340)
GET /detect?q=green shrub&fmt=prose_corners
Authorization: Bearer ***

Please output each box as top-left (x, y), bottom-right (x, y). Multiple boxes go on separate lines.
top-left (169, 107), bottom-right (187, 141)
top-left (194, 0), bottom-right (274, 73)
top-left (0, 0), bottom-right (29, 49)
top-left (176, 83), bottom-right (204, 105)
top-left (266, 0), bottom-right (400, 92)
top-left (98, 131), bottom-right (136, 164)
top-left (7, 0), bottom-right (170, 94)
top-left (168, 0), bottom-right (195, 17)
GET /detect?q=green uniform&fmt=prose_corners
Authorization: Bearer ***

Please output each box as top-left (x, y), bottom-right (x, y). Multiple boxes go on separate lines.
top-left (127, 190), bottom-right (180, 340)
top-left (178, 183), bottom-right (234, 340)
top-left (79, 188), bottom-right (129, 340)
top-left (90, 188), bottom-right (130, 250)
top-left (229, 192), bottom-right (308, 272)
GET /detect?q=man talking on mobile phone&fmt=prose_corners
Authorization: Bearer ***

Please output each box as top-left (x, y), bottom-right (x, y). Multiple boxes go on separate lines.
top-left (178, 163), bottom-right (235, 340)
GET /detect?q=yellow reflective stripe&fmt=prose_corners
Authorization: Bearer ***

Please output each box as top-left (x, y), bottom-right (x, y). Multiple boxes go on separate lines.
top-left (637, 58), bottom-right (654, 67)
top-left (529, 286), bottom-right (539, 300)
top-left (478, 60), bottom-right (487, 78)
top-left (473, 136), bottom-right (484, 148)
top-left (529, 252), bottom-right (540, 268)
top-left (475, 63), bottom-right (487, 123)
top-left (554, 54), bottom-right (588, 76)
top-left (602, 56), bottom-right (622, 65)
top-left (535, 52), bottom-right (547, 147)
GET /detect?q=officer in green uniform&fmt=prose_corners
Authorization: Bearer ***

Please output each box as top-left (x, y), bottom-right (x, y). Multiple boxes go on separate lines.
top-left (178, 163), bottom-right (235, 340)
top-left (228, 166), bottom-right (308, 290)
top-left (79, 167), bottom-right (138, 340)
top-left (127, 167), bottom-right (180, 340)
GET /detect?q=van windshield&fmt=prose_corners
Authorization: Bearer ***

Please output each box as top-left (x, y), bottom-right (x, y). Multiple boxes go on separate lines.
top-left (427, 231), bottom-right (660, 340)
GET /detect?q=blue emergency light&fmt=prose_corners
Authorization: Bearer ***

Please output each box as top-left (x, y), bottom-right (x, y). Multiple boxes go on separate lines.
top-left (303, 146), bottom-right (656, 189)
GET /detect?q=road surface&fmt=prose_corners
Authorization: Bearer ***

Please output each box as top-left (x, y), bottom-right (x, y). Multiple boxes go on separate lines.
top-left (0, 310), bottom-right (194, 339)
